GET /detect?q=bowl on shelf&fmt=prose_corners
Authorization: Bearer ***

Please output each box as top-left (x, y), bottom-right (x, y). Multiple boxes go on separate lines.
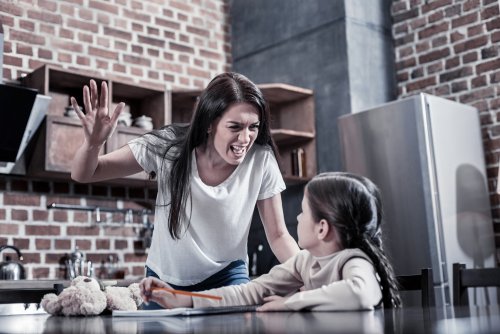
top-left (117, 110), bottom-right (132, 127)
top-left (64, 106), bottom-right (82, 119)
top-left (133, 115), bottom-right (153, 130)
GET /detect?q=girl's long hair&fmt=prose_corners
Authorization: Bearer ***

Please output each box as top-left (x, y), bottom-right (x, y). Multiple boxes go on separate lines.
top-left (305, 172), bottom-right (402, 308)
top-left (146, 72), bottom-right (279, 239)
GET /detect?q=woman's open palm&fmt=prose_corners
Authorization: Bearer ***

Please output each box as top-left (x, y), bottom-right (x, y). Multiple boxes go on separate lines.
top-left (71, 79), bottom-right (124, 147)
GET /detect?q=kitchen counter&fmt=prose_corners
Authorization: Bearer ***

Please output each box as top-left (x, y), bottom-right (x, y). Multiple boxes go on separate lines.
top-left (0, 279), bottom-right (140, 290)
top-left (0, 305), bottom-right (499, 334)
top-left (0, 279), bottom-right (141, 305)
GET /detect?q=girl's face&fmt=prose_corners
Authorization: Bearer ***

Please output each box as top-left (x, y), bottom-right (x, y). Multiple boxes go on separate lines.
top-left (210, 102), bottom-right (260, 165)
top-left (297, 190), bottom-right (320, 252)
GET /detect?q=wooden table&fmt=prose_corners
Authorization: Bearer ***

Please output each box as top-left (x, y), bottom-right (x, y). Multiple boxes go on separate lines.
top-left (0, 305), bottom-right (498, 334)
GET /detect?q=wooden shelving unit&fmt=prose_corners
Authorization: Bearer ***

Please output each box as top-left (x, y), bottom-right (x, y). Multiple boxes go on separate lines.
top-left (22, 65), bottom-right (316, 186)
top-left (22, 65), bottom-right (164, 185)
top-left (169, 83), bottom-right (316, 184)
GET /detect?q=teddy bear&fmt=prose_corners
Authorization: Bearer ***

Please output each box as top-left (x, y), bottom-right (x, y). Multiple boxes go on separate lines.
top-left (41, 276), bottom-right (143, 316)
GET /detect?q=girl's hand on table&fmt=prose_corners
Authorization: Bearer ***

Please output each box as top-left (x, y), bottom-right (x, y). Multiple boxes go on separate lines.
top-left (139, 276), bottom-right (192, 309)
top-left (257, 295), bottom-right (290, 312)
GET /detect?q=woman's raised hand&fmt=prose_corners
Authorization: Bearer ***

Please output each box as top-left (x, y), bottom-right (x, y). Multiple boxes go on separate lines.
top-left (71, 80), bottom-right (124, 148)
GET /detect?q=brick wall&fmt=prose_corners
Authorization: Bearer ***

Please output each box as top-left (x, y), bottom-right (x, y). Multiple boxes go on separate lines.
top-left (0, 0), bottom-right (230, 279)
top-left (0, 176), bottom-right (157, 279)
top-left (391, 0), bottom-right (500, 259)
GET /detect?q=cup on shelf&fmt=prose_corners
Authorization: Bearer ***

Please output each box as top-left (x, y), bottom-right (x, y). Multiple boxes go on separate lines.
top-left (133, 115), bottom-right (153, 130)
top-left (117, 110), bottom-right (132, 127)
top-left (64, 106), bottom-right (82, 119)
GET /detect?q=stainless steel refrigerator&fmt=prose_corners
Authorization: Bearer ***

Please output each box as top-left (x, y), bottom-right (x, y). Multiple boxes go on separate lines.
top-left (338, 93), bottom-right (497, 307)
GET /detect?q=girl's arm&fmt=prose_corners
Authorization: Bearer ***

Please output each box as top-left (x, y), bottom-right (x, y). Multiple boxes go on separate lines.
top-left (284, 258), bottom-right (383, 311)
top-left (191, 252), bottom-right (307, 309)
top-left (257, 194), bottom-right (300, 263)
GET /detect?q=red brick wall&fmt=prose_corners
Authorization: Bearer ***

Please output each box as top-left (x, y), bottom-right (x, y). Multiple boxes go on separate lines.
top-left (391, 0), bottom-right (500, 260)
top-left (0, 0), bottom-right (230, 279)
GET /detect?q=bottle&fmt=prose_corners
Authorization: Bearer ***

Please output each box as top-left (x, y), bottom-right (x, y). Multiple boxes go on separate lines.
top-left (291, 149), bottom-right (299, 176)
top-left (297, 148), bottom-right (306, 177)
top-left (98, 259), bottom-right (107, 279)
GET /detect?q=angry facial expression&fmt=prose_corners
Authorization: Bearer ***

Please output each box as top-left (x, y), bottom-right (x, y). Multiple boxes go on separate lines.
top-left (209, 102), bottom-right (260, 165)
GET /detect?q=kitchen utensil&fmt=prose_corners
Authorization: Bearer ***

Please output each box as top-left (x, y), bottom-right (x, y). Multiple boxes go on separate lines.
top-left (86, 260), bottom-right (93, 277)
top-left (65, 259), bottom-right (75, 279)
top-left (140, 211), bottom-right (154, 249)
top-left (0, 245), bottom-right (26, 280)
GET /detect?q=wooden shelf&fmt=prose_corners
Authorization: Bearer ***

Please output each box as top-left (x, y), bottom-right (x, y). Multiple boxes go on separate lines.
top-left (271, 129), bottom-right (315, 146)
top-left (22, 65), bottom-right (316, 186)
top-left (261, 84), bottom-right (316, 181)
top-left (26, 115), bottom-right (88, 176)
top-left (258, 83), bottom-right (313, 103)
top-left (283, 175), bottom-right (311, 185)
top-left (22, 65), bottom-right (165, 186)
top-left (169, 83), bottom-right (317, 183)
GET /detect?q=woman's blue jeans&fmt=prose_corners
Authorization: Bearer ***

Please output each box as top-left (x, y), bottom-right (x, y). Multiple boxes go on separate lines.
top-left (142, 260), bottom-right (250, 310)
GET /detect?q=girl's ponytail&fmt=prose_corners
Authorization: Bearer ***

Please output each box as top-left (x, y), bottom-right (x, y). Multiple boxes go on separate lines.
top-left (358, 237), bottom-right (402, 308)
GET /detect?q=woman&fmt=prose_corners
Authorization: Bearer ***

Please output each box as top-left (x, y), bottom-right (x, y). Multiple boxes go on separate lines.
top-left (70, 72), bottom-right (300, 309)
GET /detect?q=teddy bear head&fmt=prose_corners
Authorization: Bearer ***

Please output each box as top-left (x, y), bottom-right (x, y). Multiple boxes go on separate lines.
top-left (41, 276), bottom-right (107, 316)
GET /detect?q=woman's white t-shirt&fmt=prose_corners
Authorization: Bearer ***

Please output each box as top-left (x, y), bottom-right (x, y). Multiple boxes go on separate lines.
top-left (128, 131), bottom-right (286, 285)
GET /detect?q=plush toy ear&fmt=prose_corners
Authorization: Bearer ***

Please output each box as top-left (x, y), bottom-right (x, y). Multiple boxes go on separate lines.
top-left (41, 293), bottom-right (62, 315)
top-left (128, 283), bottom-right (143, 306)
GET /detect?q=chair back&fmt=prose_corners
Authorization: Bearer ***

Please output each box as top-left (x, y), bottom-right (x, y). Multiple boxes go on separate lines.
top-left (452, 263), bottom-right (500, 306)
top-left (396, 268), bottom-right (436, 308)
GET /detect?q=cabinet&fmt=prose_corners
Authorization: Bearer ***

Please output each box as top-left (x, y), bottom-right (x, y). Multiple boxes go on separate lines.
top-left (23, 65), bottom-right (316, 186)
top-left (23, 65), bottom-right (166, 184)
top-left (261, 83), bottom-right (316, 184)
top-left (169, 84), bottom-right (316, 184)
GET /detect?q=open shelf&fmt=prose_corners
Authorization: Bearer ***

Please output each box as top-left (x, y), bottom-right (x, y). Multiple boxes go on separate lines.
top-left (22, 65), bottom-right (316, 186)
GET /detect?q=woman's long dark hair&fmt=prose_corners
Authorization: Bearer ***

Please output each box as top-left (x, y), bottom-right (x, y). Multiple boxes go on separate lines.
top-left (146, 72), bottom-right (279, 239)
top-left (305, 172), bottom-right (402, 308)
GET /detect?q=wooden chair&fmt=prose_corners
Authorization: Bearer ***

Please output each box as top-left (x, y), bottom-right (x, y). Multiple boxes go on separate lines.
top-left (452, 262), bottom-right (500, 306)
top-left (396, 268), bottom-right (436, 308)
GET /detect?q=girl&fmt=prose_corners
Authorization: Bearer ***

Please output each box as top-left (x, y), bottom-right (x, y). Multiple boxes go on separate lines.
top-left (70, 73), bottom-right (299, 310)
top-left (140, 172), bottom-right (402, 310)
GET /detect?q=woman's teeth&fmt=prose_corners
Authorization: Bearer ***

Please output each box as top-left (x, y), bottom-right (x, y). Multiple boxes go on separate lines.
top-left (231, 145), bottom-right (245, 155)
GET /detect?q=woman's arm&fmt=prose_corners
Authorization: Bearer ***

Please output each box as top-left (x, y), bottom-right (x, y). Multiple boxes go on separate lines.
top-left (70, 79), bottom-right (143, 182)
top-left (257, 194), bottom-right (300, 263)
top-left (72, 144), bottom-right (143, 183)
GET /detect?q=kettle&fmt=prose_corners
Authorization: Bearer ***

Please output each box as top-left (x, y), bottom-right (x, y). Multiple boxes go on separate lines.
top-left (0, 245), bottom-right (26, 280)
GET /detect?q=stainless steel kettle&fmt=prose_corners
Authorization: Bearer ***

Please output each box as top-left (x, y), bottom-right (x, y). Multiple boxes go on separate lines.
top-left (0, 245), bottom-right (26, 280)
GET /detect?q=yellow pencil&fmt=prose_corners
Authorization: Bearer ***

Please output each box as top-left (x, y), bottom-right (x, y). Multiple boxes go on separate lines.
top-left (151, 287), bottom-right (222, 300)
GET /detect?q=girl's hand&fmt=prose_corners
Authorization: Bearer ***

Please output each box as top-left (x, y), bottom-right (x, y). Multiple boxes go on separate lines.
top-left (139, 277), bottom-right (193, 309)
top-left (71, 80), bottom-right (124, 148)
top-left (256, 295), bottom-right (290, 312)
